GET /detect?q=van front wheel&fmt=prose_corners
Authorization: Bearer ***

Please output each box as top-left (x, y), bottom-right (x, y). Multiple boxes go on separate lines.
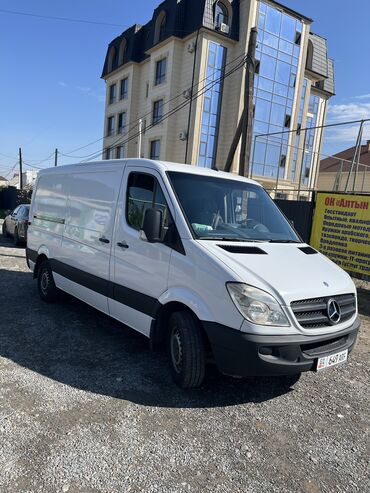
top-left (37, 260), bottom-right (59, 303)
top-left (168, 311), bottom-right (206, 388)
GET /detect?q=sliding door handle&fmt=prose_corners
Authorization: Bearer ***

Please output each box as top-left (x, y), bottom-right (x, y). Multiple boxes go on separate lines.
top-left (117, 241), bottom-right (129, 249)
top-left (99, 237), bottom-right (110, 244)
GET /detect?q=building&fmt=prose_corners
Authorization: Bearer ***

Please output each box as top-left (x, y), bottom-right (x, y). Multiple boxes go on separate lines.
top-left (101, 0), bottom-right (335, 194)
top-left (8, 170), bottom-right (38, 190)
top-left (0, 176), bottom-right (8, 187)
top-left (318, 141), bottom-right (370, 193)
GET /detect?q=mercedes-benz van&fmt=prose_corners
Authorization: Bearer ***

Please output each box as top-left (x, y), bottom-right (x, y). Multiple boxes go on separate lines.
top-left (26, 159), bottom-right (360, 388)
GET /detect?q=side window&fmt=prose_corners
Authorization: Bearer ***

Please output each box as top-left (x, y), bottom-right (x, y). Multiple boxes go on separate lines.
top-left (126, 173), bottom-right (172, 233)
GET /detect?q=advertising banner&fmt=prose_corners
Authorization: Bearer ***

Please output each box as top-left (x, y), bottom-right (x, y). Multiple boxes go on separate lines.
top-left (310, 193), bottom-right (370, 281)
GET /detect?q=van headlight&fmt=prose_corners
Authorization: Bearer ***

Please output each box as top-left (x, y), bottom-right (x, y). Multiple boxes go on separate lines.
top-left (226, 283), bottom-right (290, 326)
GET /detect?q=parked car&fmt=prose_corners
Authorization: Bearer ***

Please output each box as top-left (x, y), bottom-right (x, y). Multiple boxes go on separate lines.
top-left (2, 204), bottom-right (30, 245)
top-left (26, 159), bottom-right (360, 388)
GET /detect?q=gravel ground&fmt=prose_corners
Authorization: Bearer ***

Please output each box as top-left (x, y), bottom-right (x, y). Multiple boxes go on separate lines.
top-left (0, 229), bottom-right (369, 493)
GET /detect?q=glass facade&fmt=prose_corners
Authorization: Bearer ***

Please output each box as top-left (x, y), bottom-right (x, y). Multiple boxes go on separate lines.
top-left (252, 1), bottom-right (302, 178)
top-left (198, 41), bottom-right (226, 168)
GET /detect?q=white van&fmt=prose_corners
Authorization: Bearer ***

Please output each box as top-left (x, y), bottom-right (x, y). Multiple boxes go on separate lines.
top-left (26, 159), bottom-right (360, 388)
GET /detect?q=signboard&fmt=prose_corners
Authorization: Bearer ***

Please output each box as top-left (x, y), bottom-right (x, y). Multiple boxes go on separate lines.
top-left (311, 192), bottom-right (370, 281)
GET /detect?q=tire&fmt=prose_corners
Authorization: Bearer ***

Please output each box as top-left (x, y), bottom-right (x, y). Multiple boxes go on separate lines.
top-left (2, 222), bottom-right (9, 238)
top-left (168, 311), bottom-right (206, 388)
top-left (37, 260), bottom-right (59, 303)
top-left (13, 228), bottom-right (21, 246)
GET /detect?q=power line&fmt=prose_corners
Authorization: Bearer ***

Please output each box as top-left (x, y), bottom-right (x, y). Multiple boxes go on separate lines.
top-left (4, 161), bottom-right (18, 179)
top-left (61, 52), bottom-right (247, 157)
top-left (0, 151), bottom-right (17, 160)
top-left (0, 8), bottom-right (127, 28)
top-left (81, 55), bottom-right (248, 162)
top-left (82, 56), bottom-right (247, 162)
top-left (23, 162), bottom-right (44, 170)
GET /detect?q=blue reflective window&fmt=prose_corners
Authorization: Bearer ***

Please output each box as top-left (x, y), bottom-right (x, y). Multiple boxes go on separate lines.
top-left (257, 89), bottom-right (273, 101)
top-left (259, 77), bottom-right (274, 92)
top-left (255, 98), bottom-right (271, 122)
top-left (253, 121), bottom-right (269, 134)
top-left (260, 54), bottom-right (277, 79)
top-left (254, 141), bottom-right (267, 163)
top-left (251, 2), bottom-right (303, 178)
top-left (265, 5), bottom-right (281, 35)
top-left (197, 42), bottom-right (226, 168)
top-left (281, 15), bottom-right (296, 42)
top-left (263, 32), bottom-right (279, 49)
top-left (275, 60), bottom-right (291, 85)
top-left (270, 103), bottom-right (286, 126)
top-left (262, 45), bottom-right (278, 58)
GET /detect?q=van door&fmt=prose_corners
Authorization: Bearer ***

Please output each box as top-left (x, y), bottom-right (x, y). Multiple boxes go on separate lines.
top-left (57, 167), bottom-right (124, 314)
top-left (109, 166), bottom-right (175, 335)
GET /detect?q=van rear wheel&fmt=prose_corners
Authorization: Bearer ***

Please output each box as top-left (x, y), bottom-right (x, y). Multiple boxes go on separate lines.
top-left (37, 260), bottom-right (59, 303)
top-left (168, 311), bottom-right (206, 388)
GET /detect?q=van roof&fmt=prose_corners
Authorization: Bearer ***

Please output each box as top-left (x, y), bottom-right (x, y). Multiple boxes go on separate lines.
top-left (37, 159), bottom-right (263, 187)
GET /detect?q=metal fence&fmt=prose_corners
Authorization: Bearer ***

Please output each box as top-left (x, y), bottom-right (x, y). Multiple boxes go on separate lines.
top-left (250, 118), bottom-right (370, 200)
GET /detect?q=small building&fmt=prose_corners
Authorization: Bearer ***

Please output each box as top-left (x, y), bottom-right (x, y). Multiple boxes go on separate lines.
top-left (8, 170), bottom-right (38, 190)
top-left (101, 0), bottom-right (335, 195)
top-left (318, 141), bottom-right (370, 193)
top-left (0, 176), bottom-right (8, 187)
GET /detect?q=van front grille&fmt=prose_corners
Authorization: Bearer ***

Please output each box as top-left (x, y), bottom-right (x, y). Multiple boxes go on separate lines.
top-left (291, 293), bottom-right (356, 329)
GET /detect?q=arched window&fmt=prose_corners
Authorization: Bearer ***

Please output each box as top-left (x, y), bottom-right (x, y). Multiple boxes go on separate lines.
top-left (118, 38), bottom-right (127, 66)
top-left (108, 45), bottom-right (118, 72)
top-left (154, 11), bottom-right (167, 44)
top-left (214, 2), bottom-right (229, 28)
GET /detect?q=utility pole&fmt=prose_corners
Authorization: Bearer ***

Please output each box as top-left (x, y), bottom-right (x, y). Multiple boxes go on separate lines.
top-left (138, 119), bottom-right (143, 157)
top-left (224, 27), bottom-right (257, 175)
top-left (19, 147), bottom-right (23, 190)
top-left (239, 27), bottom-right (257, 177)
top-left (54, 148), bottom-right (58, 167)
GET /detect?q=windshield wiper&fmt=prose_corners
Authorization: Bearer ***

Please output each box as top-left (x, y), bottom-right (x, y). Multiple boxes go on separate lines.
top-left (264, 239), bottom-right (301, 243)
top-left (197, 237), bottom-right (265, 242)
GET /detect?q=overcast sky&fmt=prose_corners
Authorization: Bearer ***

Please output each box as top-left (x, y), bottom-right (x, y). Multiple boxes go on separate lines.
top-left (0, 0), bottom-right (369, 177)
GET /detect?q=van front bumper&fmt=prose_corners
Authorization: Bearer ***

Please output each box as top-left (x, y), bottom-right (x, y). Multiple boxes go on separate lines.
top-left (202, 318), bottom-right (360, 377)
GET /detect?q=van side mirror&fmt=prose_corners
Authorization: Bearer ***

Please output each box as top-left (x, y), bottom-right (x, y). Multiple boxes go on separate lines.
top-left (141, 208), bottom-right (163, 243)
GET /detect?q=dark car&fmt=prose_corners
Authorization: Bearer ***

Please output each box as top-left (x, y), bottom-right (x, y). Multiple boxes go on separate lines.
top-left (2, 204), bottom-right (30, 246)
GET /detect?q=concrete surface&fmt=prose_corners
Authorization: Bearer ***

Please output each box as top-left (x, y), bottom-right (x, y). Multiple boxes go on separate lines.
top-left (0, 231), bottom-right (369, 493)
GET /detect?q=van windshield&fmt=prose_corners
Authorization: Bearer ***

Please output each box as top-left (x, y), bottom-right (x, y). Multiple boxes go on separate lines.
top-left (167, 172), bottom-right (300, 243)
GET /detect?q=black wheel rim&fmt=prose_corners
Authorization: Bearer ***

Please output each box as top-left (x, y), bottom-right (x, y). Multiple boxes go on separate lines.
top-left (170, 326), bottom-right (183, 374)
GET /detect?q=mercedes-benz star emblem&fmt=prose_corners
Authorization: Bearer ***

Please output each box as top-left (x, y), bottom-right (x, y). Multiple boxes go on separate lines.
top-left (327, 299), bottom-right (341, 325)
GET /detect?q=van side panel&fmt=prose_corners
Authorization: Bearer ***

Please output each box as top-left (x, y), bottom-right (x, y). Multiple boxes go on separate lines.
top-left (56, 169), bottom-right (124, 313)
top-left (28, 174), bottom-right (69, 260)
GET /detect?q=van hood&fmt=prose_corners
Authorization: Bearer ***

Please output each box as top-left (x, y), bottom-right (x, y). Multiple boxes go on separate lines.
top-left (198, 241), bottom-right (355, 305)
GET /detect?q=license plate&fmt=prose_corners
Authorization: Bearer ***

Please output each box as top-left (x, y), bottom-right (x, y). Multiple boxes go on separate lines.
top-left (316, 349), bottom-right (348, 371)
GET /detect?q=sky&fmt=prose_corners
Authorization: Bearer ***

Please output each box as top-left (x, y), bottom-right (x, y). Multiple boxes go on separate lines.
top-left (0, 0), bottom-right (369, 177)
